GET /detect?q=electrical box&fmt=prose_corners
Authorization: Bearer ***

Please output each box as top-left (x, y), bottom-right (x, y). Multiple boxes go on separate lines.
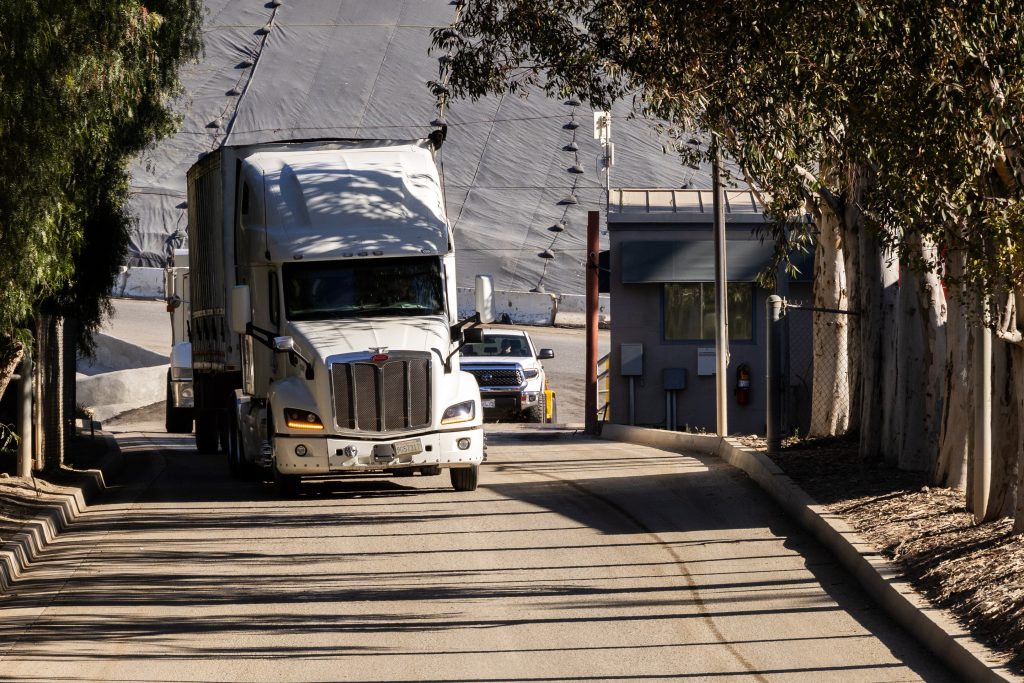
top-left (663, 368), bottom-right (688, 391)
top-left (697, 347), bottom-right (716, 376)
top-left (620, 343), bottom-right (644, 376)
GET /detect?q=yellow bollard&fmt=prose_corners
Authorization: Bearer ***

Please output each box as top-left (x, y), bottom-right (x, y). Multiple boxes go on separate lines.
top-left (545, 389), bottom-right (556, 423)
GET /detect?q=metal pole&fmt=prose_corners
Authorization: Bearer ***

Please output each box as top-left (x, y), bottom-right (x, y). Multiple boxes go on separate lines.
top-left (973, 322), bottom-right (992, 523)
top-left (712, 138), bottom-right (729, 436)
top-left (585, 211), bottom-right (600, 435)
top-left (766, 295), bottom-right (784, 452)
top-left (16, 349), bottom-right (32, 478)
top-left (628, 376), bottom-right (635, 426)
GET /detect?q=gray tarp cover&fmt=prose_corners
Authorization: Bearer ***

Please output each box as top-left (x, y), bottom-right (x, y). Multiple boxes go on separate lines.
top-left (128, 0), bottom-right (718, 294)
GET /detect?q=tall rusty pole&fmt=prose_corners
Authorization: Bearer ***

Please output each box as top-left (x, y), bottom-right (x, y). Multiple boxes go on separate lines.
top-left (585, 210), bottom-right (600, 435)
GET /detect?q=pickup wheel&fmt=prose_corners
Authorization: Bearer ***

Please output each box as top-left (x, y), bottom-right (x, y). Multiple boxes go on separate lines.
top-left (164, 372), bottom-right (193, 434)
top-left (524, 392), bottom-right (547, 424)
top-left (450, 465), bottom-right (478, 492)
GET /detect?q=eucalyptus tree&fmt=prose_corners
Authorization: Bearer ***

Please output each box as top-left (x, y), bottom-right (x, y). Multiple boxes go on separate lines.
top-left (0, 0), bottom-right (202, 405)
top-left (434, 1), bottom-right (1024, 510)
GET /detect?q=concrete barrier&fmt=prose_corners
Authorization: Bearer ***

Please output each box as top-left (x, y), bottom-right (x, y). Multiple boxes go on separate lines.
top-left (112, 266), bottom-right (164, 299)
top-left (77, 332), bottom-right (167, 376)
top-left (457, 288), bottom-right (557, 326)
top-left (554, 293), bottom-right (611, 327)
top-left (77, 364), bottom-right (168, 423)
top-left (601, 423), bottom-right (1020, 683)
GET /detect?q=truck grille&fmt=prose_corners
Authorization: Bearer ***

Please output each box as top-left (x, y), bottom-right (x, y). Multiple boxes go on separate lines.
top-left (331, 353), bottom-right (431, 432)
top-left (466, 367), bottom-right (523, 388)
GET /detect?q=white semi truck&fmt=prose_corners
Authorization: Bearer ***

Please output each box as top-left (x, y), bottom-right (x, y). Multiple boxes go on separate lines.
top-left (185, 135), bottom-right (493, 495)
top-left (164, 248), bottom-right (194, 434)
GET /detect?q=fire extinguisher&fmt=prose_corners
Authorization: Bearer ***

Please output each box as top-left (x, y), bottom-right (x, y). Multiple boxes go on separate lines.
top-left (735, 364), bottom-right (751, 406)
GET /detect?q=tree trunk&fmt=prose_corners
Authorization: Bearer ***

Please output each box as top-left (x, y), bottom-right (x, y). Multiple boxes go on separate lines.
top-left (918, 236), bottom-right (947, 479)
top-left (989, 295), bottom-right (1019, 520)
top-left (0, 336), bottom-right (25, 405)
top-left (934, 251), bottom-right (971, 489)
top-left (895, 251), bottom-right (929, 470)
top-left (858, 225), bottom-right (884, 462)
top-left (879, 245), bottom-right (901, 463)
top-left (809, 202), bottom-right (850, 437)
top-left (843, 165), bottom-right (863, 433)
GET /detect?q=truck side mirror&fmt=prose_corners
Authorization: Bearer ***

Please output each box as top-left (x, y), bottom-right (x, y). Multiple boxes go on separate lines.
top-left (273, 336), bottom-right (295, 352)
top-left (230, 285), bottom-right (251, 335)
top-left (538, 348), bottom-right (555, 360)
top-left (475, 274), bottom-right (495, 324)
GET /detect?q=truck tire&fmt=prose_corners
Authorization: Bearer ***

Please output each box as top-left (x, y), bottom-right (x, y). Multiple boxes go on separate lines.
top-left (195, 412), bottom-right (219, 454)
top-left (420, 465), bottom-right (442, 476)
top-left (227, 417), bottom-right (256, 480)
top-left (273, 466), bottom-right (300, 498)
top-left (450, 465), bottom-right (478, 492)
top-left (164, 372), bottom-right (193, 434)
top-left (524, 392), bottom-right (547, 423)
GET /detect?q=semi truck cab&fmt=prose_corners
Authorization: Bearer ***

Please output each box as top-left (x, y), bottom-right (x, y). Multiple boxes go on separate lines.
top-left (186, 138), bottom-right (493, 496)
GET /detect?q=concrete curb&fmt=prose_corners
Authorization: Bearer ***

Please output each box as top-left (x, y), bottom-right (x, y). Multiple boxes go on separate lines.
top-left (601, 423), bottom-right (1020, 683)
top-left (0, 433), bottom-right (124, 594)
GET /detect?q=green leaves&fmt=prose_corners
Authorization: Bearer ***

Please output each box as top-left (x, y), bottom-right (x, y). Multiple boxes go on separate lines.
top-left (0, 0), bottom-right (201, 353)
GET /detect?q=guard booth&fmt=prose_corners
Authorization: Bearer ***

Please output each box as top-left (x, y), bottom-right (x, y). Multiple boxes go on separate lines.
top-left (606, 188), bottom-right (811, 435)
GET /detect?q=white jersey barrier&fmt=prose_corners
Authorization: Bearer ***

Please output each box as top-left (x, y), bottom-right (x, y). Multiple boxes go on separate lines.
top-left (457, 288), bottom-right (557, 327)
top-left (113, 266), bottom-right (165, 300)
top-left (553, 293), bottom-right (610, 327)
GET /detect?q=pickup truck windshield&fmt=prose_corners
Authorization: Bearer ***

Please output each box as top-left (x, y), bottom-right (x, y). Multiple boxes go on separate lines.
top-left (283, 256), bottom-right (444, 321)
top-left (461, 334), bottom-right (531, 358)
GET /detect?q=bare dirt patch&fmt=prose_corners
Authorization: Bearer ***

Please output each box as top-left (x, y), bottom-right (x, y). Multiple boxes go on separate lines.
top-left (759, 435), bottom-right (1024, 671)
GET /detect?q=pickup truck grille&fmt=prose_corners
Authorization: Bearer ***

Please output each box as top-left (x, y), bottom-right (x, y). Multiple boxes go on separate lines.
top-left (331, 353), bottom-right (431, 432)
top-left (466, 367), bottom-right (523, 388)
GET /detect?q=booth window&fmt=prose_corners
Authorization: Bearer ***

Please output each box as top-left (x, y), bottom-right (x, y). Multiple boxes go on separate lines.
top-left (665, 283), bottom-right (753, 341)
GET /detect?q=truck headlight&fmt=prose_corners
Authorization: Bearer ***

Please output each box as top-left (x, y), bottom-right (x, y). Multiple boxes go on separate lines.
top-left (523, 368), bottom-right (540, 379)
top-left (441, 400), bottom-right (475, 425)
top-left (171, 366), bottom-right (193, 380)
top-left (284, 408), bottom-right (324, 431)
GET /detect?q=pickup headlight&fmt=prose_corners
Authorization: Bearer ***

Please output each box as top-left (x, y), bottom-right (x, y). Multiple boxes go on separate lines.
top-left (441, 400), bottom-right (475, 425)
top-left (523, 368), bottom-right (540, 379)
top-left (284, 408), bottom-right (324, 431)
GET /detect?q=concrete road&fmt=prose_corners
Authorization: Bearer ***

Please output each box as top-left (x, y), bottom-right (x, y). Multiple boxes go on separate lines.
top-left (0, 426), bottom-right (952, 682)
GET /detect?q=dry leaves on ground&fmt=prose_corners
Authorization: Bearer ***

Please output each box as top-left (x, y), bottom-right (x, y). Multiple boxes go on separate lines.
top-left (766, 436), bottom-right (1024, 671)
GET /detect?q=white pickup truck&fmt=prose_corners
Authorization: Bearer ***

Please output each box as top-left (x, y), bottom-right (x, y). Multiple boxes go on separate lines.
top-left (459, 329), bottom-right (554, 422)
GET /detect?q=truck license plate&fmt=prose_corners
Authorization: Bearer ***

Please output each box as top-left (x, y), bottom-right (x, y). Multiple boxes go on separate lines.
top-left (482, 398), bottom-right (495, 408)
top-left (393, 438), bottom-right (423, 457)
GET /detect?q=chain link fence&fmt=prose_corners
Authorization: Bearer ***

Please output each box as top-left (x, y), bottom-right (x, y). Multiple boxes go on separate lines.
top-left (773, 302), bottom-right (859, 444)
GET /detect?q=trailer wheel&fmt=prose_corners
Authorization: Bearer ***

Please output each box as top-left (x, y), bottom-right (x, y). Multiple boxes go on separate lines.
top-left (195, 412), bottom-right (219, 453)
top-left (164, 372), bottom-right (193, 434)
top-left (450, 465), bottom-right (478, 492)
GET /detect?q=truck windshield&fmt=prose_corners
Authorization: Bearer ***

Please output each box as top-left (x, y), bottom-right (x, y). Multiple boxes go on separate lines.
top-left (461, 334), bottom-right (531, 357)
top-left (282, 256), bottom-right (444, 321)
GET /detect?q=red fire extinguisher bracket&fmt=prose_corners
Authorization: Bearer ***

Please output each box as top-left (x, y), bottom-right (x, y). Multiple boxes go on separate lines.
top-left (735, 363), bottom-right (751, 406)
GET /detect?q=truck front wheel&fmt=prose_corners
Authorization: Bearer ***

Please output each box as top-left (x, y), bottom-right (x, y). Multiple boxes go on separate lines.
top-left (450, 465), bottom-right (479, 492)
top-left (165, 372), bottom-right (193, 434)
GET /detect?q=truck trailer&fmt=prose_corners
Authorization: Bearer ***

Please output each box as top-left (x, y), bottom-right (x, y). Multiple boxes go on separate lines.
top-left (185, 136), bottom-right (493, 495)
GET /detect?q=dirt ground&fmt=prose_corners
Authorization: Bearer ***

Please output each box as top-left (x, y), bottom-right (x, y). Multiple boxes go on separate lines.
top-left (764, 436), bottom-right (1024, 671)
